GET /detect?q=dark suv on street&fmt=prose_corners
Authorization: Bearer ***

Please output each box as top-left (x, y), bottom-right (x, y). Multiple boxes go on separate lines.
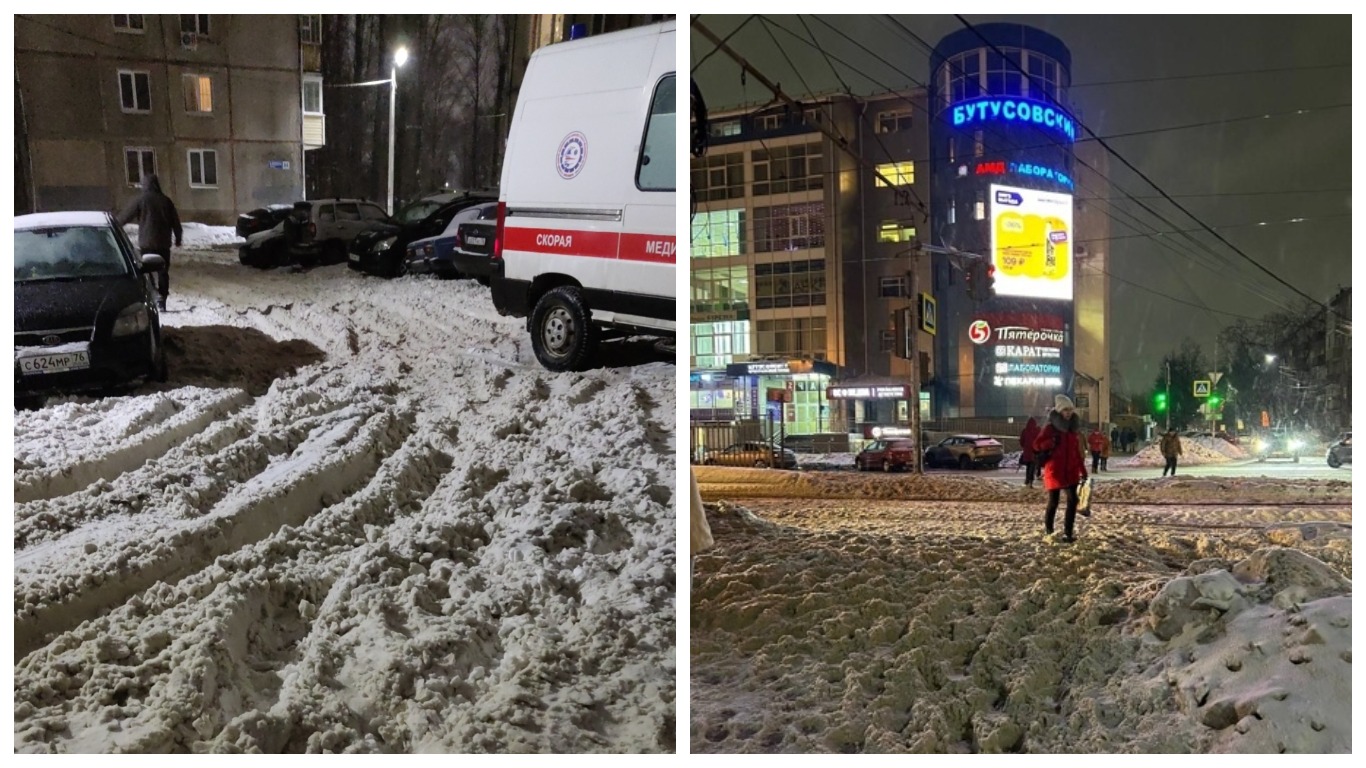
top-left (350, 189), bottom-right (497, 277)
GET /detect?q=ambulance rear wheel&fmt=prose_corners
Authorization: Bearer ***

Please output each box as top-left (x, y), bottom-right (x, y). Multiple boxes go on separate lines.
top-left (530, 286), bottom-right (598, 372)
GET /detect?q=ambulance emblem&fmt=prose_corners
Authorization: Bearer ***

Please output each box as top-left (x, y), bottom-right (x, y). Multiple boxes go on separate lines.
top-left (556, 132), bottom-right (587, 179)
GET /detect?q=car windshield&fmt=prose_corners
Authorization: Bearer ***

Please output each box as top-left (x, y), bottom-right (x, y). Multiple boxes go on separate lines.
top-left (14, 226), bottom-right (129, 282)
top-left (397, 200), bottom-right (444, 224)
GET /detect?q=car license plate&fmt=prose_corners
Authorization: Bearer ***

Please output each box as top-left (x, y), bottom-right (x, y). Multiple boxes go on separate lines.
top-left (17, 346), bottom-right (91, 375)
top-left (348, 251), bottom-right (360, 262)
top-left (466, 236), bottom-right (486, 246)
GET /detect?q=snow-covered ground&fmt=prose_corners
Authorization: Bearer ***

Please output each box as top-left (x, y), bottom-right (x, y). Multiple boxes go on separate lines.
top-left (691, 468), bottom-right (1351, 753)
top-left (14, 249), bottom-right (676, 753)
top-left (124, 223), bottom-right (244, 254)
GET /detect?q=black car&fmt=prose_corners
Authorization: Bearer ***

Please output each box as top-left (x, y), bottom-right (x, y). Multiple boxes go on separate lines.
top-left (14, 211), bottom-right (168, 404)
top-left (349, 190), bottom-right (497, 277)
top-left (235, 204), bottom-right (293, 239)
top-left (449, 203), bottom-right (501, 284)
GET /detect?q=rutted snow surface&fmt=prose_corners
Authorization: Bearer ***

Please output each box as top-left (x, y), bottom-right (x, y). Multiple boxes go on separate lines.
top-left (691, 468), bottom-right (1350, 753)
top-left (13, 254), bottom-right (675, 753)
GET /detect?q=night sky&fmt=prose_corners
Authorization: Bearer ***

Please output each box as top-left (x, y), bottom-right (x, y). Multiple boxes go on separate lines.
top-left (690, 15), bottom-right (1351, 394)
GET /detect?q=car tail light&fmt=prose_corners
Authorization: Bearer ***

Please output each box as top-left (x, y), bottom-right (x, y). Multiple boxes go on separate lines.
top-left (492, 202), bottom-right (505, 260)
top-left (307, 222), bottom-right (316, 237)
top-left (453, 228), bottom-right (463, 249)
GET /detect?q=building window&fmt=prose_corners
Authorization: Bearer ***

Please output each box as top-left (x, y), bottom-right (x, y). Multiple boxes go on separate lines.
top-left (879, 330), bottom-right (895, 353)
top-left (974, 191), bottom-right (986, 220)
top-left (752, 142), bottom-right (823, 196)
top-left (754, 202), bottom-right (825, 253)
top-left (879, 276), bottom-right (907, 298)
top-left (709, 119), bottom-right (741, 138)
top-left (187, 149), bottom-right (218, 188)
top-left (690, 151), bottom-right (744, 202)
top-left (181, 14), bottom-right (210, 38)
top-left (876, 109), bottom-right (913, 134)
top-left (974, 130), bottom-right (985, 158)
top-left (636, 74), bottom-right (675, 192)
top-left (755, 113), bottom-right (782, 131)
top-left (299, 14), bottom-right (322, 45)
top-left (874, 161), bottom-right (914, 187)
top-left (303, 75), bottom-right (324, 114)
top-left (691, 320), bottom-right (751, 370)
top-left (878, 220), bottom-right (917, 244)
top-left (118, 70), bottom-right (151, 113)
top-left (182, 75), bottom-right (213, 113)
top-left (692, 266), bottom-right (750, 313)
top-left (755, 316), bottom-right (827, 357)
top-left (985, 47), bottom-right (1026, 98)
top-left (112, 14), bottom-right (144, 32)
top-left (691, 208), bottom-right (746, 259)
top-left (754, 259), bottom-right (826, 310)
top-left (124, 148), bottom-right (155, 186)
top-left (948, 198), bottom-right (956, 225)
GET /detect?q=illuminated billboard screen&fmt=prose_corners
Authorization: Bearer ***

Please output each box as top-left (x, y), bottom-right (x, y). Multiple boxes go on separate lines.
top-left (989, 184), bottom-right (1074, 301)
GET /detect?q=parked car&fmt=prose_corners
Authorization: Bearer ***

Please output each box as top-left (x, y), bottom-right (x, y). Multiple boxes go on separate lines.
top-left (405, 201), bottom-right (499, 280)
top-left (239, 198), bottom-right (393, 268)
top-left (448, 204), bottom-right (502, 284)
top-left (235, 204), bottom-right (293, 239)
top-left (1325, 432), bottom-right (1351, 468)
top-left (14, 211), bottom-right (167, 404)
top-left (700, 442), bottom-right (797, 469)
top-left (855, 439), bottom-right (917, 472)
top-left (924, 435), bottom-right (1005, 469)
top-left (490, 22), bottom-right (675, 371)
top-left (1252, 429), bottom-right (1304, 462)
top-left (351, 190), bottom-right (497, 277)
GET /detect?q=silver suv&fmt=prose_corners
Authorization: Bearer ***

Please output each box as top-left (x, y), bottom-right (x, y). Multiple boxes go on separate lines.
top-left (239, 198), bottom-right (395, 268)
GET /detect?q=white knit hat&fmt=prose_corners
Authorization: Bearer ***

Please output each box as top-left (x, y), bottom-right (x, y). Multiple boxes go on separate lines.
top-left (1054, 394), bottom-right (1075, 410)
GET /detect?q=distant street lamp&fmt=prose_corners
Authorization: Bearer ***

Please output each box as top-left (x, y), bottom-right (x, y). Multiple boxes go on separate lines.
top-left (387, 46), bottom-right (409, 215)
top-left (1265, 353), bottom-right (1277, 365)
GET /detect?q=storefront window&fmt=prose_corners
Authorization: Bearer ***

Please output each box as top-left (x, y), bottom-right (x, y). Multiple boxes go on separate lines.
top-left (691, 208), bottom-right (746, 258)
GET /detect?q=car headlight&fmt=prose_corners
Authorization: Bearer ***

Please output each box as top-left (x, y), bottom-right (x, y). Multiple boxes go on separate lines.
top-left (1254, 439), bottom-right (1266, 452)
top-left (1288, 439), bottom-right (1304, 451)
top-left (112, 303), bottom-right (150, 337)
top-left (373, 236), bottom-right (397, 253)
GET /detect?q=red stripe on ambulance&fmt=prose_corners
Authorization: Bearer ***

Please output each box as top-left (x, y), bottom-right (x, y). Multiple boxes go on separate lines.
top-left (503, 227), bottom-right (675, 264)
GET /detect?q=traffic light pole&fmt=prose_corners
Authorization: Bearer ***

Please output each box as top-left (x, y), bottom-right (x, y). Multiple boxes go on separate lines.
top-left (909, 247), bottom-right (923, 475)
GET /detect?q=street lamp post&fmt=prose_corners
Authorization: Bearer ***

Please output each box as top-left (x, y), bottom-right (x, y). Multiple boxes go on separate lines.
top-left (387, 46), bottom-right (409, 216)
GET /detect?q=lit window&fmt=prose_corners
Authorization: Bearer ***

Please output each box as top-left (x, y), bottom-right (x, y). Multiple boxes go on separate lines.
top-left (874, 161), bottom-right (914, 187)
top-left (690, 209), bottom-right (746, 259)
top-left (974, 191), bottom-right (986, 220)
top-left (188, 149), bottom-right (218, 187)
top-left (878, 221), bottom-right (917, 243)
top-left (709, 120), bottom-right (741, 138)
top-left (183, 75), bottom-right (212, 113)
top-left (948, 199), bottom-right (956, 225)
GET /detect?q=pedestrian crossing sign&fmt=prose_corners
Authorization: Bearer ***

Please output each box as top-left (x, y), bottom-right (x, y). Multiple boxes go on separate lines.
top-left (1193, 380), bottom-right (1211, 397)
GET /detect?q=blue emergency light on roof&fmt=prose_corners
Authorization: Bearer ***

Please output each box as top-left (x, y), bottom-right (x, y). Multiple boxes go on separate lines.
top-left (569, 23), bottom-right (588, 40)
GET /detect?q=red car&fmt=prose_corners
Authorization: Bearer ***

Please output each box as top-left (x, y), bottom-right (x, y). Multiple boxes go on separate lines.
top-left (856, 439), bottom-right (917, 472)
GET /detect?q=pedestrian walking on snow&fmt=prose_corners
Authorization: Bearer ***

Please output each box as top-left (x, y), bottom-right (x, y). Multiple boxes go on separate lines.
top-left (1019, 416), bottom-right (1041, 488)
top-left (1087, 427), bottom-right (1106, 473)
top-left (1160, 429), bottom-right (1183, 477)
top-left (1100, 429), bottom-right (1112, 471)
top-left (1034, 395), bottom-right (1089, 542)
top-left (117, 174), bottom-right (182, 310)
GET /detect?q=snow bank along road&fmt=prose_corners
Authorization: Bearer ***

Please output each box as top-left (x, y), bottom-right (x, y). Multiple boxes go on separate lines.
top-left (13, 251), bottom-right (676, 753)
top-left (691, 468), bottom-right (1351, 753)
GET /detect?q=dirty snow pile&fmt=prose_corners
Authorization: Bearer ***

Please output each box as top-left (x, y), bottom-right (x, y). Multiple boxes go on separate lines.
top-left (795, 453), bottom-right (856, 471)
top-left (1113, 437), bottom-right (1242, 468)
top-left (13, 256), bottom-right (675, 753)
top-left (690, 484), bottom-right (1351, 753)
top-left (123, 222), bottom-right (243, 252)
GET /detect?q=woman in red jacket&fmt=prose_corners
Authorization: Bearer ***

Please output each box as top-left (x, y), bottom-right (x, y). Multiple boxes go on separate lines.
top-left (1019, 417), bottom-right (1041, 488)
top-left (1033, 394), bottom-right (1088, 542)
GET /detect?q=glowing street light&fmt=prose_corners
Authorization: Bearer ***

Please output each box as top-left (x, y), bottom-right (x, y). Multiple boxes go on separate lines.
top-left (387, 46), bottom-right (410, 215)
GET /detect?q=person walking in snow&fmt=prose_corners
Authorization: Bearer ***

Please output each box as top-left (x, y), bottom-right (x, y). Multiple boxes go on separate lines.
top-left (1087, 426), bottom-right (1106, 473)
top-left (1034, 395), bottom-right (1088, 542)
top-left (117, 173), bottom-right (183, 310)
top-left (1019, 416), bottom-right (1041, 488)
top-left (1160, 428), bottom-right (1183, 477)
top-left (1110, 426), bottom-right (1120, 453)
top-left (1100, 428), bottom-right (1112, 470)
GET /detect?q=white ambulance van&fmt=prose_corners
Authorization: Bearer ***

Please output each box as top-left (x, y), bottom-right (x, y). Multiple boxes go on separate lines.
top-left (490, 21), bottom-right (676, 372)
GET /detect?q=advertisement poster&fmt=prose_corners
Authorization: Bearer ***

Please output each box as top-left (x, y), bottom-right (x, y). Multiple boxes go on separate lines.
top-left (989, 184), bottom-right (1074, 301)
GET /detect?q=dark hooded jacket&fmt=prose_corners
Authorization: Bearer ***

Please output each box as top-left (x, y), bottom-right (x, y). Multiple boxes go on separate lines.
top-left (118, 174), bottom-right (183, 254)
top-left (1034, 408), bottom-right (1087, 490)
top-left (1019, 417), bottom-right (1041, 462)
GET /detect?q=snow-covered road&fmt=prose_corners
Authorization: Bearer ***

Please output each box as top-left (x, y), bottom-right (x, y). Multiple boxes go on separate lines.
top-left (691, 468), bottom-right (1351, 754)
top-left (14, 250), bottom-right (676, 753)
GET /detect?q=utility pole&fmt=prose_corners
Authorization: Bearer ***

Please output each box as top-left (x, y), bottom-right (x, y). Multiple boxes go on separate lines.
top-left (908, 246), bottom-right (923, 475)
top-left (1165, 360), bottom-right (1172, 432)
